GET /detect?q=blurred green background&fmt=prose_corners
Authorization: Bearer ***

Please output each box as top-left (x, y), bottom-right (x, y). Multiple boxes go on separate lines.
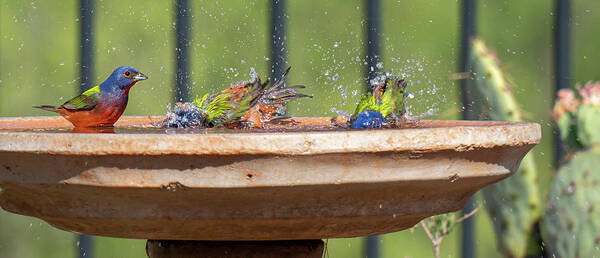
top-left (1, 0), bottom-right (599, 257)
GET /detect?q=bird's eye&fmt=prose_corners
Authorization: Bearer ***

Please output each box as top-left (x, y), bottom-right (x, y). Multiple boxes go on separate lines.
top-left (124, 71), bottom-right (131, 78)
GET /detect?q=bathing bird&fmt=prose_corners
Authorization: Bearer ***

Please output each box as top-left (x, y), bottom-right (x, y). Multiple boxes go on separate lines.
top-left (351, 73), bottom-right (408, 129)
top-left (166, 67), bottom-right (311, 128)
top-left (34, 66), bottom-right (148, 128)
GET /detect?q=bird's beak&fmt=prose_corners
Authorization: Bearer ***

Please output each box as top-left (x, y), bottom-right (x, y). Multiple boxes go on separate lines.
top-left (134, 72), bottom-right (148, 81)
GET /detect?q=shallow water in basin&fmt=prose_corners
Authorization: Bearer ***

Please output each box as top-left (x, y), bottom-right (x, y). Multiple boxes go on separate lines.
top-left (0, 117), bottom-right (517, 135)
top-left (0, 119), bottom-right (433, 134)
top-left (2, 126), bottom-right (340, 134)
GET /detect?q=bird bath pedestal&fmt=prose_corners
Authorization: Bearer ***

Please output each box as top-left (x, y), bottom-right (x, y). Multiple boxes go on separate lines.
top-left (0, 116), bottom-right (540, 257)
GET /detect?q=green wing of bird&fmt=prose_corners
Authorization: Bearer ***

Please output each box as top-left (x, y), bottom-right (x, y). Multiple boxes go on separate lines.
top-left (61, 85), bottom-right (101, 111)
top-left (354, 95), bottom-right (380, 115)
top-left (379, 84), bottom-right (405, 118)
top-left (194, 93), bottom-right (233, 125)
top-left (353, 77), bottom-right (406, 119)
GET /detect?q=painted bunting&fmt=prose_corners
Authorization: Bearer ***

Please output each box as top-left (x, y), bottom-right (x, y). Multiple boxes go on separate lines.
top-left (34, 66), bottom-right (148, 128)
top-left (351, 73), bottom-right (408, 129)
top-left (166, 67), bottom-right (311, 128)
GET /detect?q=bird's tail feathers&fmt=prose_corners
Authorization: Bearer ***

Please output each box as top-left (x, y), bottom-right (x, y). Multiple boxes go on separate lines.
top-left (270, 67), bottom-right (292, 91)
top-left (33, 105), bottom-right (60, 112)
top-left (265, 87), bottom-right (312, 102)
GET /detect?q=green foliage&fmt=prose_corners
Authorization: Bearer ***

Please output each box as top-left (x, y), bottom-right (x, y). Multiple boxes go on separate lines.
top-left (542, 149), bottom-right (600, 258)
top-left (420, 208), bottom-right (479, 258)
top-left (470, 38), bottom-right (541, 258)
top-left (422, 214), bottom-right (459, 240)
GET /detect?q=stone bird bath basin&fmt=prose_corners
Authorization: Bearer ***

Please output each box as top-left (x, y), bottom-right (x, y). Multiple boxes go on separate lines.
top-left (0, 116), bottom-right (540, 257)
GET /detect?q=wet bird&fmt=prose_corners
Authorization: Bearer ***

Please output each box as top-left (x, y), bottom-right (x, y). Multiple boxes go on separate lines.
top-left (34, 66), bottom-right (148, 128)
top-left (351, 73), bottom-right (408, 129)
top-left (166, 67), bottom-right (311, 128)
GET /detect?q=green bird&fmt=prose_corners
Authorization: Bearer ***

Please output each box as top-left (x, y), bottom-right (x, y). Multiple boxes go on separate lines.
top-left (165, 67), bottom-right (311, 128)
top-left (351, 73), bottom-right (408, 129)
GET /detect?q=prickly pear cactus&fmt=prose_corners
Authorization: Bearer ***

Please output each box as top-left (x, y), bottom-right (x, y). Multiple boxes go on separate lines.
top-left (574, 82), bottom-right (600, 147)
top-left (481, 156), bottom-right (539, 257)
top-left (542, 149), bottom-right (600, 258)
top-left (575, 104), bottom-right (600, 146)
top-left (553, 81), bottom-right (600, 150)
top-left (554, 89), bottom-right (582, 150)
top-left (543, 81), bottom-right (600, 257)
top-left (470, 38), bottom-right (541, 258)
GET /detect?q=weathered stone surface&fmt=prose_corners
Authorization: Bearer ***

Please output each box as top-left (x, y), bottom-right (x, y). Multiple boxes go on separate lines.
top-left (0, 116), bottom-right (540, 240)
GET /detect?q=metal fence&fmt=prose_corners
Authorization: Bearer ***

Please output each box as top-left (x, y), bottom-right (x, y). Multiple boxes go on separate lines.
top-left (72, 0), bottom-right (571, 257)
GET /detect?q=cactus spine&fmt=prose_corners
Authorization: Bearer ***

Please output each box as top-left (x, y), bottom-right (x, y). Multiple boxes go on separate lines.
top-left (470, 38), bottom-right (541, 258)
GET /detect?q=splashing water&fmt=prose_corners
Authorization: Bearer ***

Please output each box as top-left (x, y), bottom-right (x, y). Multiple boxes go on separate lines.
top-left (388, 57), bottom-right (446, 119)
top-left (164, 102), bottom-right (205, 128)
top-left (163, 67), bottom-right (311, 129)
top-left (249, 67), bottom-right (257, 80)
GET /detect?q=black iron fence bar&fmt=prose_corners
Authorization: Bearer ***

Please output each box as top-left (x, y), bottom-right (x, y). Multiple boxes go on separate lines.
top-left (70, 1), bottom-right (576, 258)
top-left (365, 0), bottom-right (381, 91)
top-left (270, 0), bottom-right (286, 83)
top-left (77, 234), bottom-right (93, 258)
top-left (459, 0), bottom-right (477, 120)
top-left (365, 0), bottom-right (381, 257)
top-left (175, 0), bottom-right (191, 102)
top-left (366, 235), bottom-right (380, 258)
top-left (79, 0), bottom-right (94, 93)
top-left (554, 0), bottom-right (570, 164)
top-left (459, 0), bottom-right (477, 258)
top-left (77, 0), bottom-right (95, 257)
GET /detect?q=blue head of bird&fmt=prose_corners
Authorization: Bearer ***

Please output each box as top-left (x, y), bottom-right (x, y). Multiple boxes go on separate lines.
top-left (100, 66), bottom-right (148, 94)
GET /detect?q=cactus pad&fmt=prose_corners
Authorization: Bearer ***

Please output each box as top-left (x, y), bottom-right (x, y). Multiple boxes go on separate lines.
top-left (542, 149), bottom-right (600, 257)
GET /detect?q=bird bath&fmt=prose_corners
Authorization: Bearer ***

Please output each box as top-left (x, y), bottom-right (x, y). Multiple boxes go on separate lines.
top-left (0, 116), bottom-right (541, 257)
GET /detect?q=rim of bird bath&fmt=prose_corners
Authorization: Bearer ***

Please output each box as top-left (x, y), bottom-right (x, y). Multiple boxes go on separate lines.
top-left (0, 116), bottom-right (541, 257)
